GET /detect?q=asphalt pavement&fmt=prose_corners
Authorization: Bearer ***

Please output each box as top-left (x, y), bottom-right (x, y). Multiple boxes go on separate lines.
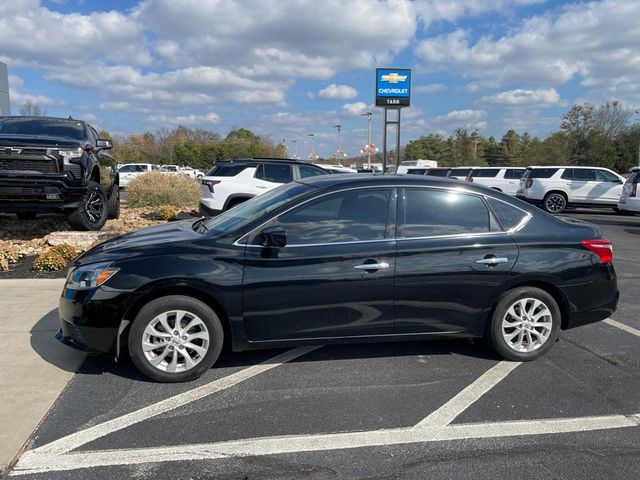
top-left (4, 208), bottom-right (640, 479)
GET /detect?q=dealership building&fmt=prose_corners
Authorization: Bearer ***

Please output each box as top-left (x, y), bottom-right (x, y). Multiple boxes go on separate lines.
top-left (0, 62), bottom-right (10, 115)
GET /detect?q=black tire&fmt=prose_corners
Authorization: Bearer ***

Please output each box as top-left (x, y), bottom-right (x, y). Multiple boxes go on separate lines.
top-left (16, 212), bottom-right (37, 220)
top-left (485, 287), bottom-right (560, 361)
top-left (128, 295), bottom-right (224, 383)
top-left (67, 181), bottom-right (108, 231)
top-left (107, 185), bottom-right (120, 220)
top-left (542, 192), bottom-right (567, 214)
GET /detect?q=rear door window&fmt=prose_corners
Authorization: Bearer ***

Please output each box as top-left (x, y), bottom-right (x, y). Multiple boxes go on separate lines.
top-left (400, 188), bottom-right (496, 238)
top-left (526, 168), bottom-right (559, 179)
top-left (504, 169), bottom-right (525, 179)
top-left (573, 169), bottom-right (596, 181)
top-left (256, 163), bottom-right (293, 183)
top-left (472, 169), bottom-right (500, 178)
top-left (298, 164), bottom-right (327, 178)
top-left (450, 168), bottom-right (471, 177)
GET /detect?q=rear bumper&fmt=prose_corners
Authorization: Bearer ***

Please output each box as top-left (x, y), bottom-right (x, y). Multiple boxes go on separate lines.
top-left (561, 264), bottom-right (619, 329)
top-left (199, 200), bottom-right (222, 217)
top-left (0, 174), bottom-right (86, 212)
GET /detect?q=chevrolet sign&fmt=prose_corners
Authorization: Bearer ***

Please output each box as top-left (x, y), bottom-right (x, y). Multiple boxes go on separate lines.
top-left (376, 68), bottom-right (411, 107)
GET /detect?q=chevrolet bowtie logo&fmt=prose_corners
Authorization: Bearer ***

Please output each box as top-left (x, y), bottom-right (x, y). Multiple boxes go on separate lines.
top-left (0, 147), bottom-right (22, 155)
top-left (381, 73), bottom-right (407, 83)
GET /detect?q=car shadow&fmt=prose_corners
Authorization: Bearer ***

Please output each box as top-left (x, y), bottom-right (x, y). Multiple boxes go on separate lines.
top-left (29, 308), bottom-right (86, 374)
top-left (30, 309), bottom-right (499, 382)
top-left (624, 229), bottom-right (640, 235)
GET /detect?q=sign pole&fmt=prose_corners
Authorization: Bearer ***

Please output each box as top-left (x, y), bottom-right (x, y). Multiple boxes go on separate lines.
top-left (395, 108), bottom-right (401, 171)
top-left (382, 108), bottom-right (388, 173)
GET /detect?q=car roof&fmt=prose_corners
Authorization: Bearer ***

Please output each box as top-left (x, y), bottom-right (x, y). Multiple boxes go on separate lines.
top-left (526, 165), bottom-right (610, 169)
top-left (218, 157), bottom-right (317, 165)
top-left (471, 166), bottom-right (523, 169)
top-left (0, 115), bottom-right (86, 124)
top-left (296, 173), bottom-right (488, 191)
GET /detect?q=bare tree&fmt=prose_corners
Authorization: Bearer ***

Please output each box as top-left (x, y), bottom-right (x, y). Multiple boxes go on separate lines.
top-left (19, 100), bottom-right (47, 116)
top-left (594, 100), bottom-right (633, 140)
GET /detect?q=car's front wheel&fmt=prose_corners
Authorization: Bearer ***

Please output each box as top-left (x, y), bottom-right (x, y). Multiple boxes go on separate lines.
top-left (107, 185), bottom-right (120, 219)
top-left (486, 287), bottom-right (560, 361)
top-left (128, 295), bottom-right (224, 382)
top-left (67, 181), bottom-right (108, 231)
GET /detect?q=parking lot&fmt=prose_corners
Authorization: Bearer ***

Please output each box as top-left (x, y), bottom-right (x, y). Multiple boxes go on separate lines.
top-left (5, 209), bottom-right (640, 479)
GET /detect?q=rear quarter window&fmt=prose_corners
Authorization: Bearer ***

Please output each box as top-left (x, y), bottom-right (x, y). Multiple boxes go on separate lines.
top-left (206, 164), bottom-right (251, 177)
top-left (487, 198), bottom-right (528, 230)
top-left (525, 168), bottom-right (559, 179)
top-left (504, 169), bottom-right (525, 179)
top-left (472, 169), bottom-right (500, 178)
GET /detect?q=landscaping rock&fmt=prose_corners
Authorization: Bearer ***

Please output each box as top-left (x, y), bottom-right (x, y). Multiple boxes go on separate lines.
top-left (46, 231), bottom-right (112, 250)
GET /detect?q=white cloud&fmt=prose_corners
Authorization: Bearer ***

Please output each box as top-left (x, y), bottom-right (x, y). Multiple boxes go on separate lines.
top-left (342, 102), bottom-right (368, 116)
top-left (99, 101), bottom-right (130, 111)
top-left (478, 88), bottom-right (562, 107)
top-left (415, 0), bottom-right (546, 28)
top-left (415, 0), bottom-right (640, 101)
top-left (414, 83), bottom-right (447, 94)
top-left (146, 111), bottom-right (220, 125)
top-left (317, 84), bottom-right (358, 100)
top-left (8, 75), bottom-right (59, 107)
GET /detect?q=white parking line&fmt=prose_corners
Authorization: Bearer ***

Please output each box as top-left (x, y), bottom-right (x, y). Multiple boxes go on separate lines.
top-left (13, 414), bottom-right (640, 474)
top-left (604, 318), bottom-right (640, 338)
top-left (414, 361), bottom-right (520, 429)
top-left (29, 345), bottom-right (320, 457)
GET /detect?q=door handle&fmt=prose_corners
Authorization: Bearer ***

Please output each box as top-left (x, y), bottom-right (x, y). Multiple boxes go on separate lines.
top-left (476, 257), bottom-right (509, 265)
top-left (354, 262), bottom-right (390, 271)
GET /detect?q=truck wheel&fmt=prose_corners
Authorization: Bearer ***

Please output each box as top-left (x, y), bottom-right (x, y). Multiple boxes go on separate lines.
top-left (16, 212), bottom-right (37, 220)
top-left (67, 181), bottom-right (108, 231)
top-left (107, 185), bottom-right (121, 220)
top-left (542, 192), bottom-right (567, 214)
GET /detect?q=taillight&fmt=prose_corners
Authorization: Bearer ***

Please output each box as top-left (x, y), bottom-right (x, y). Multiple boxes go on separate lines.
top-left (581, 239), bottom-right (613, 264)
top-left (631, 183), bottom-right (637, 198)
top-left (201, 179), bottom-right (220, 193)
top-left (467, 176), bottom-right (473, 182)
top-left (525, 178), bottom-right (533, 188)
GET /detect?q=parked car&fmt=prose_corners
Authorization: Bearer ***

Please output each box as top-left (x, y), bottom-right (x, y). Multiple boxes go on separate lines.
top-left (425, 167), bottom-right (452, 177)
top-left (179, 167), bottom-right (205, 179)
top-left (0, 116), bottom-right (119, 230)
top-left (467, 167), bottom-right (525, 195)
top-left (618, 166), bottom-right (640, 214)
top-left (314, 163), bottom-right (357, 174)
top-left (118, 163), bottom-right (159, 188)
top-left (396, 160), bottom-right (437, 174)
top-left (199, 158), bottom-right (328, 215)
top-left (449, 167), bottom-right (473, 180)
top-left (57, 174), bottom-right (618, 382)
top-left (160, 165), bottom-right (180, 174)
top-left (516, 166), bottom-right (625, 213)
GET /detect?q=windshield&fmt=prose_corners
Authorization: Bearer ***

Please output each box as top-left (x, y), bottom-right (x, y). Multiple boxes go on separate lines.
top-left (201, 181), bottom-right (313, 235)
top-left (0, 118), bottom-right (85, 140)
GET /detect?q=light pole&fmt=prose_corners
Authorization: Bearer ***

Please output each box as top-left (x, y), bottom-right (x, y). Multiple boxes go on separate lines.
top-left (332, 124), bottom-right (342, 164)
top-left (290, 139), bottom-right (298, 159)
top-left (361, 112), bottom-right (372, 168)
top-left (307, 133), bottom-right (315, 161)
top-left (282, 138), bottom-right (287, 158)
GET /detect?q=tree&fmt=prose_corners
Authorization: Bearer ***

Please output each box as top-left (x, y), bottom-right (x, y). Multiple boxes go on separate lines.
top-left (19, 100), bottom-right (46, 116)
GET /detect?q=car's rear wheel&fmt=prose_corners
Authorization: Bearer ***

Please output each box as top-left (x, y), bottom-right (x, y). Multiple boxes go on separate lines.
top-left (542, 192), bottom-right (567, 214)
top-left (128, 295), bottom-right (224, 382)
top-left (107, 185), bottom-right (120, 219)
top-left (16, 212), bottom-right (37, 220)
top-left (67, 181), bottom-right (108, 231)
top-left (486, 287), bottom-right (560, 361)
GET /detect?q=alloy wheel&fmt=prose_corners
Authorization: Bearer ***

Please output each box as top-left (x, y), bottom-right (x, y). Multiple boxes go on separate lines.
top-left (501, 298), bottom-right (553, 353)
top-left (545, 194), bottom-right (566, 213)
top-left (85, 190), bottom-right (105, 223)
top-left (142, 310), bottom-right (210, 373)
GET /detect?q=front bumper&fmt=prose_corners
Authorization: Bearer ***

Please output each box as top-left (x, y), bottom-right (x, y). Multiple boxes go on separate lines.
top-left (0, 173), bottom-right (87, 212)
top-left (57, 285), bottom-right (130, 354)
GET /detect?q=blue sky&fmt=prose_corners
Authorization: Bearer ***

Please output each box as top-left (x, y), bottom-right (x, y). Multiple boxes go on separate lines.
top-left (2, 0), bottom-right (639, 159)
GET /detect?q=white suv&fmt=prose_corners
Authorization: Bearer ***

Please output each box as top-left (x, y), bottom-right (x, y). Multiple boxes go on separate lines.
top-left (516, 166), bottom-right (625, 213)
top-left (466, 167), bottom-right (525, 195)
top-left (117, 163), bottom-right (159, 187)
top-left (199, 159), bottom-right (328, 215)
top-left (618, 167), bottom-right (640, 215)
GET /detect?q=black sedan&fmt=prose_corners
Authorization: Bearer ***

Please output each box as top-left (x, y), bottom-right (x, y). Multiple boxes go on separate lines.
top-left (57, 175), bottom-right (619, 382)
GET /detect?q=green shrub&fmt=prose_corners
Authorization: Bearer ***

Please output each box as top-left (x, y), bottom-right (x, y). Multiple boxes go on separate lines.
top-left (51, 243), bottom-right (78, 260)
top-left (126, 172), bottom-right (201, 208)
top-left (33, 250), bottom-right (67, 272)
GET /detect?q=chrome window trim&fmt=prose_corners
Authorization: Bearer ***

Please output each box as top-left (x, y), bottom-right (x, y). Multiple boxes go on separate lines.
top-left (234, 183), bottom-right (526, 248)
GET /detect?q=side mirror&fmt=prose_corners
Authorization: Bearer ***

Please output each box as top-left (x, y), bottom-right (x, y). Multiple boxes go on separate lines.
top-left (96, 138), bottom-right (113, 150)
top-left (258, 226), bottom-right (287, 248)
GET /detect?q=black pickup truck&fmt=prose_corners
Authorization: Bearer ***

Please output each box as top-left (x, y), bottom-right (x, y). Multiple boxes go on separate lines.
top-left (0, 116), bottom-right (119, 230)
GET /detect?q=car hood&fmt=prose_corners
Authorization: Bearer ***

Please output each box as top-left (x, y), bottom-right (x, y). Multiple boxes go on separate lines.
top-left (0, 134), bottom-right (82, 149)
top-left (76, 219), bottom-right (202, 265)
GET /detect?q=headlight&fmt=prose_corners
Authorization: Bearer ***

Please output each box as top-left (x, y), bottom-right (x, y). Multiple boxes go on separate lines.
top-left (66, 263), bottom-right (119, 290)
top-left (57, 148), bottom-right (84, 166)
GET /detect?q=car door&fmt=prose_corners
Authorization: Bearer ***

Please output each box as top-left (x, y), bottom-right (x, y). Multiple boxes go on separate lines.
top-left (503, 168), bottom-right (524, 195)
top-left (251, 163), bottom-right (293, 195)
top-left (241, 187), bottom-right (396, 342)
top-left (591, 169), bottom-right (624, 203)
top-left (394, 187), bottom-right (519, 334)
top-left (567, 168), bottom-right (596, 202)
